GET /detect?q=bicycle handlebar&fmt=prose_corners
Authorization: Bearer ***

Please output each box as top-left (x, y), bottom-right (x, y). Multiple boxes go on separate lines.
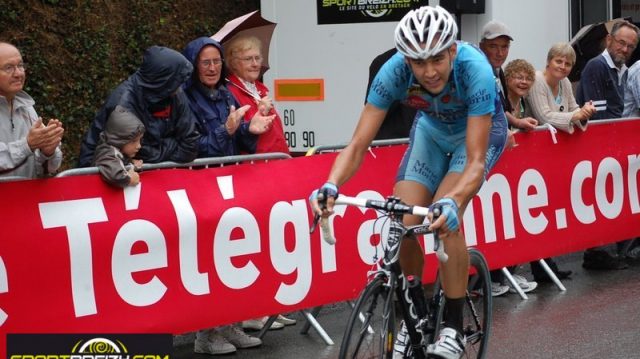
top-left (318, 195), bottom-right (448, 262)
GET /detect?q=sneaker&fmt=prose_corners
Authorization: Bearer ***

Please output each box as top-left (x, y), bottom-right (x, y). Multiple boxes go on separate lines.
top-left (275, 314), bottom-right (297, 326)
top-left (392, 320), bottom-right (410, 359)
top-left (426, 327), bottom-right (466, 359)
top-left (508, 274), bottom-right (537, 294)
top-left (219, 324), bottom-right (262, 349)
top-left (491, 282), bottom-right (509, 297)
top-left (194, 329), bottom-right (237, 355)
top-left (242, 317), bottom-right (285, 331)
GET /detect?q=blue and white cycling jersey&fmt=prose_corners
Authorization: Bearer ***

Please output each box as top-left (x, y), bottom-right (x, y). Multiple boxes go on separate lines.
top-left (367, 41), bottom-right (508, 193)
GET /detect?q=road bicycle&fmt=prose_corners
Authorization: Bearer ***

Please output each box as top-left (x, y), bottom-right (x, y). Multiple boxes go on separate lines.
top-left (315, 195), bottom-right (492, 359)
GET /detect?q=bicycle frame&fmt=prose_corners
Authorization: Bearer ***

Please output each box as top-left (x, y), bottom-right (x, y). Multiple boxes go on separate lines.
top-left (330, 195), bottom-right (441, 358)
top-left (326, 195), bottom-right (492, 359)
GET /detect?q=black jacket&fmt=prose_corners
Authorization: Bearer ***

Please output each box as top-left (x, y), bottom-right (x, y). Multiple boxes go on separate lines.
top-left (78, 46), bottom-right (200, 167)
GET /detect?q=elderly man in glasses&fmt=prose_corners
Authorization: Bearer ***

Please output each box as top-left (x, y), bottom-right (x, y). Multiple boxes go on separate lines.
top-left (576, 20), bottom-right (639, 120)
top-left (0, 42), bottom-right (63, 179)
top-left (575, 20), bottom-right (640, 271)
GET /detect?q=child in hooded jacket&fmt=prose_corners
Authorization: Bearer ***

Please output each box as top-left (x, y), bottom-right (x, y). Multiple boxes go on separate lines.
top-left (92, 105), bottom-right (145, 187)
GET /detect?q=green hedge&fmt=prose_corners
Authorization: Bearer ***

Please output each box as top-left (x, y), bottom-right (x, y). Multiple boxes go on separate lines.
top-left (0, 0), bottom-right (258, 169)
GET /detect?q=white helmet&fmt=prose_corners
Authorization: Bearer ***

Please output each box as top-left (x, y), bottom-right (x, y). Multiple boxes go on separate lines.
top-left (394, 6), bottom-right (458, 59)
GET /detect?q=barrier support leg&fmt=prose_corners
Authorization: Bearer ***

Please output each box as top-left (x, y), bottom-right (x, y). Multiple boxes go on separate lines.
top-left (257, 315), bottom-right (279, 339)
top-left (300, 308), bottom-right (334, 345)
top-left (502, 267), bottom-right (528, 300)
top-left (300, 306), bottom-right (322, 334)
top-left (538, 259), bottom-right (566, 291)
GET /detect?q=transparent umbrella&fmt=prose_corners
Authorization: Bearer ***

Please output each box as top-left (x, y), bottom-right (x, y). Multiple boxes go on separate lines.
top-left (212, 10), bottom-right (276, 73)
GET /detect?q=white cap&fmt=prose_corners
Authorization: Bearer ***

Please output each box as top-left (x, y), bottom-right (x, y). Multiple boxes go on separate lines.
top-left (481, 20), bottom-right (513, 41)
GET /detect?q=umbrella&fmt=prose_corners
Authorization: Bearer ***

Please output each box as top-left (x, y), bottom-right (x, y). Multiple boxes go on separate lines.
top-left (569, 18), bottom-right (629, 81)
top-left (212, 10), bottom-right (276, 72)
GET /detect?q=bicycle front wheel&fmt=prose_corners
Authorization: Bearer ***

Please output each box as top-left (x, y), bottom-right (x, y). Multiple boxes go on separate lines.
top-left (339, 276), bottom-right (395, 359)
top-left (434, 248), bottom-right (493, 358)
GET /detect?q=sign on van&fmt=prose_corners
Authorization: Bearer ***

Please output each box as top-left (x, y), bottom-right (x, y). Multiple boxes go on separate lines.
top-left (317, 0), bottom-right (429, 24)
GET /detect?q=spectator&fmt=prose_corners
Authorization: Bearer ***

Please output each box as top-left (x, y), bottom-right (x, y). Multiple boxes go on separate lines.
top-left (182, 36), bottom-right (274, 356)
top-left (576, 20), bottom-right (639, 120)
top-left (575, 20), bottom-right (639, 269)
top-left (92, 106), bottom-right (144, 188)
top-left (479, 22), bottom-right (537, 296)
top-left (504, 57), bottom-right (573, 283)
top-left (527, 43), bottom-right (596, 134)
top-left (365, 48), bottom-right (416, 140)
top-left (225, 35), bottom-right (289, 154)
top-left (223, 35), bottom-right (298, 330)
top-left (78, 46), bottom-right (199, 167)
top-left (479, 21), bottom-right (537, 133)
top-left (0, 42), bottom-right (63, 178)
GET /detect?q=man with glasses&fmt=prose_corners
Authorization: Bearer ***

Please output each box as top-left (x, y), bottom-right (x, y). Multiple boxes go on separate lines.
top-left (0, 42), bottom-right (63, 178)
top-left (576, 20), bottom-right (640, 270)
top-left (576, 20), bottom-right (639, 120)
top-left (181, 36), bottom-right (277, 355)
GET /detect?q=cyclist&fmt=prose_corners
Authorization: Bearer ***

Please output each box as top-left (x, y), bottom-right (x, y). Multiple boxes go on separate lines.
top-left (310, 6), bottom-right (507, 359)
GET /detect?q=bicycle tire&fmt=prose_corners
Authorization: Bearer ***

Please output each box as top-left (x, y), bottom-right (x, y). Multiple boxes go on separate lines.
top-left (339, 276), bottom-right (396, 359)
top-left (433, 248), bottom-right (493, 358)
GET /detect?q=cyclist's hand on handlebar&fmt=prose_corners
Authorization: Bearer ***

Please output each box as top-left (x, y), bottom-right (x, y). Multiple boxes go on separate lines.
top-left (428, 197), bottom-right (460, 233)
top-left (309, 182), bottom-right (339, 216)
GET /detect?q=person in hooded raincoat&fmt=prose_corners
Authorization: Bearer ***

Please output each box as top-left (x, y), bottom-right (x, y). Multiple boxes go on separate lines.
top-left (92, 105), bottom-right (145, 188)
top-left (78, 46), bottom-right (199, 167)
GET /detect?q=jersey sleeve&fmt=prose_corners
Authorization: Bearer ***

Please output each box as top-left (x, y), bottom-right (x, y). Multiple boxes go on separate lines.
top-left (456, 44), bottom-right (496, 117)
top-left (366, 52), bottom-right (412, 110)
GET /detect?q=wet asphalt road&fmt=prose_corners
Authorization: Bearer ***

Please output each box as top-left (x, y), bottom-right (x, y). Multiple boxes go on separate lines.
top-left (173, 251), bottom-right (640, 359)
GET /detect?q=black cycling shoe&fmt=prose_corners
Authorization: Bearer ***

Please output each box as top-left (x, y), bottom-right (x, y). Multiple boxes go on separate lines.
top-left (582, 250), bottom-right (628, 270)
top-left (531, 258), bottom-right (572, 282)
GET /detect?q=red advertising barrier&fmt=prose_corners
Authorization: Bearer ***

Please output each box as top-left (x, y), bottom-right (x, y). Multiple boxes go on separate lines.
top-left (0, 119), bottom-right (638, 354)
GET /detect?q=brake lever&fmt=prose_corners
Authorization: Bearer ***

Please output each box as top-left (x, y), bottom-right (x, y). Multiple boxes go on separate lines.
top-left (310, 214), bottom-right (321, 233)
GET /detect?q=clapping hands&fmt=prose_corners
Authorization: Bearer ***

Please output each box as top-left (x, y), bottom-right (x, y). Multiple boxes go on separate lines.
top-left (27, 118), bottom-right (64, 156)
top-left (225, 105), bottom-right (251, 135)
top-left (257, 96), bottom-right (273, 115)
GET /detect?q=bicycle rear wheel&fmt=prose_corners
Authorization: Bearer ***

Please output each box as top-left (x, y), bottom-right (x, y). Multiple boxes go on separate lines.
top-left (433, 248), bottom-right (492, 358)
top-left (339, 276), bottom-right (395, 359)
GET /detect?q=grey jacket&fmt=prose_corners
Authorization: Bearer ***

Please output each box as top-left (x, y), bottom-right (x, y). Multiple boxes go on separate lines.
top-left (93, 106), bottom-right (145, 187)
top-left (0, 91), bottom-right (63, 178)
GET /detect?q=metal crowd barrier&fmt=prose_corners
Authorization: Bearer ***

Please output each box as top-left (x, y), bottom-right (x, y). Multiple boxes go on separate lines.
top-left (55, 152), bottom-right (292, 178)
top-left (305, 137), bottom-right (409, 155)
top-left (0, 175), bottom-right (30, 183)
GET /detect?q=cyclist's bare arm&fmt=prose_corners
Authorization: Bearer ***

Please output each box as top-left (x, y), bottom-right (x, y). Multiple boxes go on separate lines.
top-left (432, 114), bottom-right (492, 230)
top-left (312, 103), bottom-right (387, 215)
